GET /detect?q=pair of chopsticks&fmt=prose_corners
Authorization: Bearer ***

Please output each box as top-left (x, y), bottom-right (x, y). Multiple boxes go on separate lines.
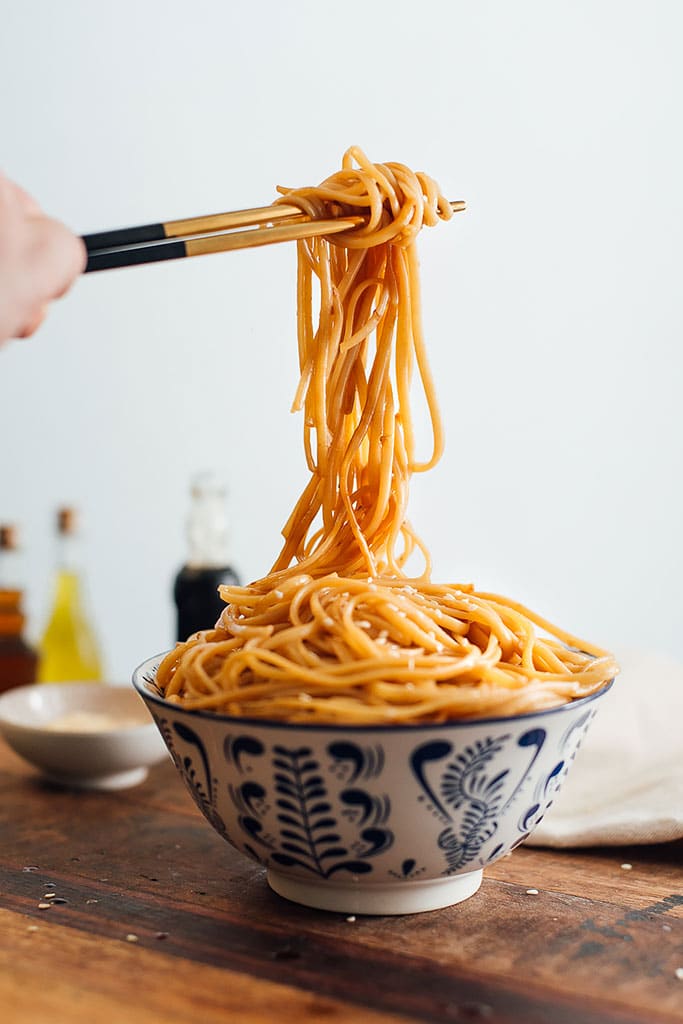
top-left (82, 200), bottom-right (466, 274)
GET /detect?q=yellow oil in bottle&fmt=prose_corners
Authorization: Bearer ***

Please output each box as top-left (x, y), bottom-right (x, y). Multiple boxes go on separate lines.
top-left (38, 508), bottom-right (102, 684)
top-left (38, 571), bottom-right (101, 682)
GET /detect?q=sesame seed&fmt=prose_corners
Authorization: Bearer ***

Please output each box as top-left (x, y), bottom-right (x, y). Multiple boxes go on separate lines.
top-left (43, 893), bottom-right (56, 899)
top-left (38, 903), bottom-right (51, 910)
top-left (525, 889), bottom-right (539, 896)
top-left (346, 915), bottom-right (356, 923)
top-left (675, 968), bottom-right (683, 981)
top-left (27, 925), bottom-right (39, 932)
top-left (125, 933), bottom-right (139, 943)
top-left (620, 863), bottom-right (632, 871)
top-left (86, 899), bottom-right (99, 905)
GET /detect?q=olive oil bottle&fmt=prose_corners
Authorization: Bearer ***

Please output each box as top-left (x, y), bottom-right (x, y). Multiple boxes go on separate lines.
top-left (38, 508), bottom-right (102, 683)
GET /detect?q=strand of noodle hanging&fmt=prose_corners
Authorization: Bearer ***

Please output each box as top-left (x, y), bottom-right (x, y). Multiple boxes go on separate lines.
top-left (156, 147), bottom-right (617, 723)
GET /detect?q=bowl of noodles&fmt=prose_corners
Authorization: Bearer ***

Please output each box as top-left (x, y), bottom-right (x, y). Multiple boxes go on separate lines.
top-left (134, 148), bottom-right (616, 914)
top-left (134, 652), bottom-right (612, 915)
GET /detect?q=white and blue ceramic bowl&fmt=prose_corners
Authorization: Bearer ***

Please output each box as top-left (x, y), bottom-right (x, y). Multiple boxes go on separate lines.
top-left (134, 654), bottom-right (611, 915)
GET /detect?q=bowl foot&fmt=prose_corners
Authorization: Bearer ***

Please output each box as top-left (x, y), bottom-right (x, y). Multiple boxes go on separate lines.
top-left (267, 867), bottom-right (483, 915)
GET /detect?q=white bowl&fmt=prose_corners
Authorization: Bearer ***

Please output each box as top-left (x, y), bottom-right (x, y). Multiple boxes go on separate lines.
top-left (0, 682), bottom-right (168, 790)
top-left (134, 653), bottom-right (612, 915)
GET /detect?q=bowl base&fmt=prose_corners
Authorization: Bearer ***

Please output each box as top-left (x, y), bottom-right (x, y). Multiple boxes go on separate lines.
top-left (267, 867), bottom-right (483, 916)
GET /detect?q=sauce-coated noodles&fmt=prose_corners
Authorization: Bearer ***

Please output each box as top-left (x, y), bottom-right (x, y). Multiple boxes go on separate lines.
top-left (157, 148), bottom-right (617, 723)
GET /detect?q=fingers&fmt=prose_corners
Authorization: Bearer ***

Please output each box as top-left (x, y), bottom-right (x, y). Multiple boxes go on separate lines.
top-left (9, 179), bottom-right (42, 216)
top-left (8, 218), bottom-right (84, 340)
top-left (16, 305), bottom-right (47, 339)
top-left (30, 215), bottom-right (87, 298)
top-left (0, 174), bottom-right (86, 343)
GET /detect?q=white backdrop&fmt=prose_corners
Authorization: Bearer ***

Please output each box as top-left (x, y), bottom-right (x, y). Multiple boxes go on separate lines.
top-left (1, 1), bottom-right (681, 681)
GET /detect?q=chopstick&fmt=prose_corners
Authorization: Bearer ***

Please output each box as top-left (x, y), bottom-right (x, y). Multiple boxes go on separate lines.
top-left (83, 214), bottom-right (363, 274)
top-left (82, 203), bottom-right (310, 254)
top-left (82, 200), bottom-right (466, 274)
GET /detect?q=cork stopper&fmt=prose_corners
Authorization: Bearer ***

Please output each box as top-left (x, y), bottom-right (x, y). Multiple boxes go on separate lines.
top-left (0, 525), bottom-right (18, 551)
top-left (57, 507), bottom-right (77, 536)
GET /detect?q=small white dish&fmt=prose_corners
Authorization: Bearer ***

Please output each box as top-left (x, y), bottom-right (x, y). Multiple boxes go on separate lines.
top-left (0, 682), bottom-right (168, 790)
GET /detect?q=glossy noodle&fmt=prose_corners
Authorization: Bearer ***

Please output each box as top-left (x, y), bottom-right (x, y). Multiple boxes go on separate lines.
top-left (157, 147), bottom-right (617, 723)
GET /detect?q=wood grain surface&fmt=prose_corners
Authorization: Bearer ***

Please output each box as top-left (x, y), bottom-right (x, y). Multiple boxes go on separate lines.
top-left (1, 742), bottom-right (681, 1024)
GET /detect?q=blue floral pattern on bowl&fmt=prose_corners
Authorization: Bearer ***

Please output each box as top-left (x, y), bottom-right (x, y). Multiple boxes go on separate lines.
top-left (134, 655), bottom-right (608, 914)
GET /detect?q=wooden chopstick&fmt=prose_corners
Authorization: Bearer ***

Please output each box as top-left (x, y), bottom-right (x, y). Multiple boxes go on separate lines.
top-left (82, 203), bottom-right (308, 255)
top-left (82, 200), bottom-right (466, 274)
top-left (83, 215), bottom-right (366, 273)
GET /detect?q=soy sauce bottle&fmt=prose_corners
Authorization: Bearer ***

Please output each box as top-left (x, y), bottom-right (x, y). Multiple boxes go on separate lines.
top-left (173, 475), bottom-right (240, 641)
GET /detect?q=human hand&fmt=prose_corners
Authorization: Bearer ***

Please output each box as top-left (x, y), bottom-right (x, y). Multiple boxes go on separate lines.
top-left (0, 174), bottom-right (86, 344)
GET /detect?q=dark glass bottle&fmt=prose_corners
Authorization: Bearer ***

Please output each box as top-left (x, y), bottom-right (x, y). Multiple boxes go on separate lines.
top-left (0, 525), bottom-right (38, 694)
top-left (173, 475), bottom-right (240, 642)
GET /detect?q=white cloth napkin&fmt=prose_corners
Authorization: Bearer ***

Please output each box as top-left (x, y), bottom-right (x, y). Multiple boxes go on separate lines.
top-left (526, 649), bottom-right (683, 848)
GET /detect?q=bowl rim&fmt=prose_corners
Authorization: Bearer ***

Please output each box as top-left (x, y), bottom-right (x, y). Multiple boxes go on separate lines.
top-left (132, 652), bottom-right (614, 733)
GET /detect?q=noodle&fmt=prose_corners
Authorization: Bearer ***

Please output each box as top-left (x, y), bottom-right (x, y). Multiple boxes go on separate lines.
top-left (157, 147), bottom-right (617, 724)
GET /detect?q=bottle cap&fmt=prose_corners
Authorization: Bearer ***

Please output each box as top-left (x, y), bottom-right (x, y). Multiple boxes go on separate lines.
top-left (191, 472), bottom-right (226, 500)
top-left (0, 525), bottom-right (18, 551)
top-left (187, 473), bottom-right (230, 568)
top-left (57, 507), bottom-right (77, 535)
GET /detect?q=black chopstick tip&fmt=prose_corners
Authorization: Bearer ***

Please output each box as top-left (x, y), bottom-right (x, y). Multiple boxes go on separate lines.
top-left (82, 222), bottom-right (167, 254)
top-left (84, 239), bottom-right (187, 273)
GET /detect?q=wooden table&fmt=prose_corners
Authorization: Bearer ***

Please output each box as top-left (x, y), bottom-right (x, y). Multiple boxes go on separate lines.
top-left (1, 742), bottom-right (681, 1024)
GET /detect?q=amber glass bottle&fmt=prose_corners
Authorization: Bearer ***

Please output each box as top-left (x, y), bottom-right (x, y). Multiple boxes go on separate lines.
top-left (0, 525), bottom-right (38, 695)
top-left (38, 508), bottom-right (102, 683)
